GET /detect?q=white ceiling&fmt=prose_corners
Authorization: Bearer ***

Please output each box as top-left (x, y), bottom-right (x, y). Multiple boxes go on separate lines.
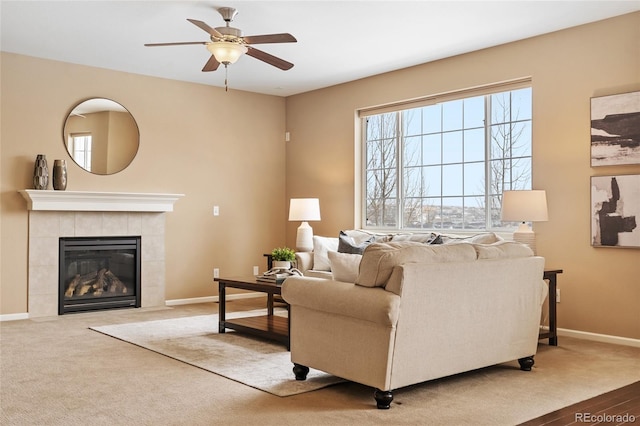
top-left (1, 1), bottom-right (638, 97)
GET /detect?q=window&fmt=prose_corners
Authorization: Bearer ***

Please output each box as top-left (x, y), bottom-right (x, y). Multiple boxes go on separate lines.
top-left (69, 133), bottom-right (92, 172)
top-left (362, 86), bottom-right (532, 231)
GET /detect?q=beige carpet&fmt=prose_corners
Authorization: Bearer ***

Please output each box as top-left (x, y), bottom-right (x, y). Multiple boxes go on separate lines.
top-left (2, 301), bottom-right (640, 425)
top-left (90, 311), bottom-right (345, 397)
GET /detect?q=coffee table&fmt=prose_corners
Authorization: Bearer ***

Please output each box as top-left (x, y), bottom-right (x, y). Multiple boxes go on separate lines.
top-left (214, 276), bottom-right (289, 350)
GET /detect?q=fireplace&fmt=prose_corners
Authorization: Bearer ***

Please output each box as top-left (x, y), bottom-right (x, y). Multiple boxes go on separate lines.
top-left (59, 236), bottom-right (141, 314)
top-left (19, 190), bottom-right (183, 318)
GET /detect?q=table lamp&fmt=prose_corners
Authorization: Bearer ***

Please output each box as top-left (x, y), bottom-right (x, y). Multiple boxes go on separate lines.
top-left (289, 198), bottom-right (321, 252)
top-left (501, 190), bottom-right (548, 254)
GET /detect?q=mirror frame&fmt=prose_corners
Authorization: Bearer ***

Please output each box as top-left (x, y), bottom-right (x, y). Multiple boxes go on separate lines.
top-left (63, 98), bottom-right (140, 175)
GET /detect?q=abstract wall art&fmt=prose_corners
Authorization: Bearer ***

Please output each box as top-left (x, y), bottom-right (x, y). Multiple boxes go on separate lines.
top-left (590, 91), bottom-right (640, 166)
top-left (591, 174), bottom-right (640, 248)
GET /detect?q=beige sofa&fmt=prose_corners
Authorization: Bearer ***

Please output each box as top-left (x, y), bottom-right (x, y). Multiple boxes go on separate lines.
top-left (282, 240), bottom-right (547, 409)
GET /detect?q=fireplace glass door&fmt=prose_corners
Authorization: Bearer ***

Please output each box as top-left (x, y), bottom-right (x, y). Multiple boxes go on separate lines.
top-left (59, 236), bottom-right (141, 314)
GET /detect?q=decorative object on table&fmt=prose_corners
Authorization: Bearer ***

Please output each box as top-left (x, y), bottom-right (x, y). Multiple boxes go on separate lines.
top-left (256, 268), bottom-right (302, 284)
top-left (590, 174), bottom-right (639, 248)
top-left (501, 190), bottom-right (548, 254)
top-left (270, 247), bottom-right (296, 270)
top-left (288, 198), bottom-right (321, 252)
top-left (52, 159), bottom-right (67, 190)
top-left (590, 90), bottom-right (640, 167)
top-left (32, 154), bottom-right (49, 190)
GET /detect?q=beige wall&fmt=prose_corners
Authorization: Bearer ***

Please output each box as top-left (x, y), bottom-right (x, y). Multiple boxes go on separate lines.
top-left (1, 52), bottom-right (287, 314)
top-left (2, 13), bottom-right (639, 340)
top-left (285, 13), bottom-right (640, 339)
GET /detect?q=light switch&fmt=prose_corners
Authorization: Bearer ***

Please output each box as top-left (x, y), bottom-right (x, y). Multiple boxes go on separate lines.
top-left (213, 206), bottom-right (219, 216)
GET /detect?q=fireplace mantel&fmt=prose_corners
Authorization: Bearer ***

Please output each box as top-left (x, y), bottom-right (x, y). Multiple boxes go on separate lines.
top-left (19, 190), bottom-right (184, 212)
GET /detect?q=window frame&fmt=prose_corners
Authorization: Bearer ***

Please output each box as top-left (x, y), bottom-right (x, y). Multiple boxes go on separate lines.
top-left (359, 79), bottom-right (533, 232)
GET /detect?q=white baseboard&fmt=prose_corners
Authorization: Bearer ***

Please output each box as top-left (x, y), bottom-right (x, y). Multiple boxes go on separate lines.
top-left (557, 327), bottom-right (640, 348)
top-left (0, 293), bottom-right (264, 321)
top-left (165, 292), bottom-right (263, 306)
top-left (0, 312), bottom-right (29, 322)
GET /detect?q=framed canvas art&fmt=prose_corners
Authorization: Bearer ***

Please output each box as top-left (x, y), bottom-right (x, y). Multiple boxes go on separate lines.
top-left (590, 91), bottom-right (640, 166)
top-left (591, 174), bottom-right (640, 248)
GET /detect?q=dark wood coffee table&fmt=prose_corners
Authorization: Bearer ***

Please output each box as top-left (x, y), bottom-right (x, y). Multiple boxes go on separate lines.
top-left (214, 276), bottom-right (289, 350)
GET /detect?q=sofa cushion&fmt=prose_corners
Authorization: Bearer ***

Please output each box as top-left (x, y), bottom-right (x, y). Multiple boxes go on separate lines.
top-left (328, 251), bottom-right (362, 282)
top-left (356, 242), bottom-right (478, 288)
top-left (473, 241), bottom-right (534, 259)
top-left (312, 236), bottom-right (339, 271)
top-left (338, 231), bottom-right (375, 254)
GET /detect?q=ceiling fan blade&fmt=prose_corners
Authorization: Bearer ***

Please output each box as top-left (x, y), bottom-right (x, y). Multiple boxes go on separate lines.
top-left (187, 19), bottom-right (223, 39)
top-left (202, 55), bottom-right (220, 72)
top-left (242, 33), bottom-right (297, 45)
top-left (144, 41), bottom-right (207, 47)
top-left (246, 46), bottom-right (294, 70)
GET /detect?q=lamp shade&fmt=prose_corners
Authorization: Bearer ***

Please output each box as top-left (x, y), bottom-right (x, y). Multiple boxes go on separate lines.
top-left (206, 42), bottom-right (247, 64)
top-left (501, 190), bottom-right (549, 222)
top-left (288, 198), bottom-right (321, 221)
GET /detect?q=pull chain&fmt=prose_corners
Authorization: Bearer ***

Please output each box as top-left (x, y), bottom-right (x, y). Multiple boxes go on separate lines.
top-left (224, 64), bottom-right (229, 92)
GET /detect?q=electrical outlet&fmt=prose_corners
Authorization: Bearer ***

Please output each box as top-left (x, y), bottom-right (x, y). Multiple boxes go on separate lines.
top-left (213, 268), bottom-right (219, 279)
top-left (556, 288), bottom-right (561, 303)
top-left (213, 206), bottom-right (220, 216)
top-left (253, 266), bottom-right (259, 275)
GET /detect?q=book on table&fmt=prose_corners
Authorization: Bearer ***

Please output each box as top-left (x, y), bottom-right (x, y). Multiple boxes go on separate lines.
top-left (255, 268), bottom-right (303, 284)
top-left (255, 273), bottom-right (289, 284)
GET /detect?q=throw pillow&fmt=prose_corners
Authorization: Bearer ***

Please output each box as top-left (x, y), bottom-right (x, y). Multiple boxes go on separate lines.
top-left (328, 251), bottom-right (362, 282)
top-left (442, 232), bottom-right (503, 245)
top-left (356, 242), bottom-right (477, 288)
top-left (390, 232), bottom-right (443, 244)
top-left (338, 230), bottom-right (375, 254)
top-left (312, 236), bottom-right (339, 271)
top-left (342, 229), bottom-right (391, 244)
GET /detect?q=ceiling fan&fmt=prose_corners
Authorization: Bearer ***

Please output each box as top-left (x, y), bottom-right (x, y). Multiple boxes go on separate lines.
top-left (145, 6), bottom-right (297, 75)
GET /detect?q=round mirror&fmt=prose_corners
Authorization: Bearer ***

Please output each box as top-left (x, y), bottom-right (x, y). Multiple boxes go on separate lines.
top-left (63, 98), bottom-right (139, 175)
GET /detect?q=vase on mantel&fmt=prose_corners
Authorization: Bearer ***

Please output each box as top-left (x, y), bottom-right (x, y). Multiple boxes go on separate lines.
top-left (33, 154), bottom-right (49, 190)
top-left (53, 159), bottom-right (67, 190)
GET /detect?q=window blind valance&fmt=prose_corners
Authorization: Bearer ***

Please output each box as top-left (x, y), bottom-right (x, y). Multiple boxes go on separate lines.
top-left (357, 77), bottom-right (532, 117)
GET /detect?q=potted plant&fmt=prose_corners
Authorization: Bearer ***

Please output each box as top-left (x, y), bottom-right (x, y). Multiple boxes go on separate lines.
top-left (271, 247), bottom-right (296, 270)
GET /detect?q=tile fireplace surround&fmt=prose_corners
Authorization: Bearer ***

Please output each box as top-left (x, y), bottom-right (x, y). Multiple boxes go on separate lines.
top-left (19, 190), bottom-right (183, 318)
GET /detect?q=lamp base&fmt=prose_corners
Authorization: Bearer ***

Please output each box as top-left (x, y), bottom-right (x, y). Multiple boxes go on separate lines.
top-left (512, 222), bottom-right (537, 255)
top-left (296, 221), bottom-right (314, 252)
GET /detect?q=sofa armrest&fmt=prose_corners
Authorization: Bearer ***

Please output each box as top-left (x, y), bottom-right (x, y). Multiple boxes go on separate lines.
top-left (282, 277), bottom-right (400, 326)
top-left (295, 252), bottom-right (314, 273)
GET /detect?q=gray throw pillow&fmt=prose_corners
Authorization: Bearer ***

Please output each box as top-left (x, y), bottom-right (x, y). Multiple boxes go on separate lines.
top-left (338, 230), bottom-right (375, 254)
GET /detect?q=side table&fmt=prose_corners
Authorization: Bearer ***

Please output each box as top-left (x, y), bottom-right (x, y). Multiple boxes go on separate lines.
top-left (540, 269), bottom-right (563, 346)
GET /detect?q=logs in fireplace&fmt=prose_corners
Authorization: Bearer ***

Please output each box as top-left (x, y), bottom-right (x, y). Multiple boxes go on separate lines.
top-left (59, 236), bottom-right (141, 314)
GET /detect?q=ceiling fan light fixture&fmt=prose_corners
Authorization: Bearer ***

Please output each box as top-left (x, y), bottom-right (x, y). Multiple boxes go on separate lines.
top-left (207, 42), bottom-right (247, 64)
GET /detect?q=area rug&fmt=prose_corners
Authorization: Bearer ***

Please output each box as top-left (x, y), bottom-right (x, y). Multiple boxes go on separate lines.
top-left (89, 311), bottom-right (345, 397)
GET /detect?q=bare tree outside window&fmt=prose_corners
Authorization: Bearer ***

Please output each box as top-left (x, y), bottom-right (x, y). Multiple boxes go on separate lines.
top-left (488, 89), bottom-right (532, 227)
top-left (365, 113), bottom-right (398, 227)
top-left (363, 87), bottom-right (532, 231)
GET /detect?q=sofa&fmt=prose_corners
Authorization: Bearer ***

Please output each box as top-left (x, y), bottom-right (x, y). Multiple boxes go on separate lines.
top-left (282, 235), bottom-right (547, 409)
